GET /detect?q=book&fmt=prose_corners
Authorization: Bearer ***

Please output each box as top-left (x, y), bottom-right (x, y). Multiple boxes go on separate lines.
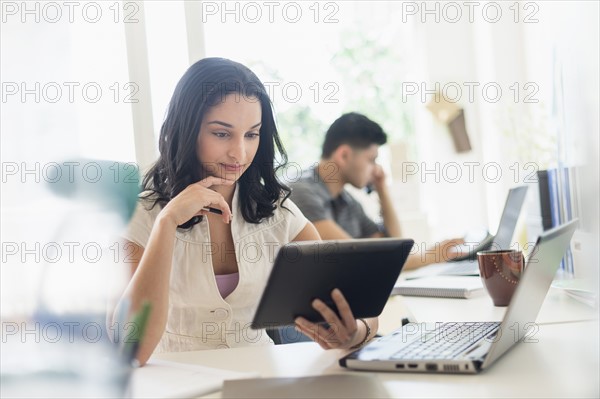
top-left (538, 167), bottom-right (580, 229)
top-left (222, 374), bottom-right (390, 398)
top-left (552, 279), bottom-right (598, 309)
top-left (565, 290), bottom-right (598, 308)
top-left (129, 359), bottom-right (258, 398)
top-left (561, 167), bottom-right (572, 222)
top-left (537, 170), bottom-right (554, 231)
top-left (392, 276), bottom-right (484, 299)
top-left (547, 168), bottom-right (562, 227)
top-left (538, 167), bottom-right (580, 273)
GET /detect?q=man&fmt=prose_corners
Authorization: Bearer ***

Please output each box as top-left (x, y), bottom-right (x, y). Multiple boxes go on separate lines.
top-left (289, 112), bottom-right (463, 270)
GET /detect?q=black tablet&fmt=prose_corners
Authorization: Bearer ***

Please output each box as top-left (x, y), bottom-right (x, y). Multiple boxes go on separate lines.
top-left (251, 238), bottom-right (414, 329)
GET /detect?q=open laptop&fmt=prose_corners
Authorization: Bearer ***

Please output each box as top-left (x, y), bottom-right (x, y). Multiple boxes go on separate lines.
top-left (405, 186), bottom-right (528, 279)
top-left (340, 220), bottom-right (578, 374)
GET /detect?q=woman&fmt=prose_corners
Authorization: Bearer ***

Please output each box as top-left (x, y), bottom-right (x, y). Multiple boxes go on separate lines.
top-left (117, 58), bottom-right (378, 365)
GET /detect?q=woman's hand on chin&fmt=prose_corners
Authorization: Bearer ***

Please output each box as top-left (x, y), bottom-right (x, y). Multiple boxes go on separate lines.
top-left (160, 176), bottom-right (234, 226)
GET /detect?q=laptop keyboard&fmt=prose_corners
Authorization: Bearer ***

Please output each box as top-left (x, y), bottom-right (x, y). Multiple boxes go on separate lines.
top-left (391, 322), bottom-right (500, 360)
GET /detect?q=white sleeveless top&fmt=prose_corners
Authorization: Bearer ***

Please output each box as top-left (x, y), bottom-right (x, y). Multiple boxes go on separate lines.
top-left (123, 186), bottom-right (308, 353)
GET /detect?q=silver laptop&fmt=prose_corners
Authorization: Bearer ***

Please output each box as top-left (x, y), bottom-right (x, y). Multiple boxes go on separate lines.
top-left (405, 186), bottom-right (528, 279)
top-left (340, 220), bottom-right (578, 374)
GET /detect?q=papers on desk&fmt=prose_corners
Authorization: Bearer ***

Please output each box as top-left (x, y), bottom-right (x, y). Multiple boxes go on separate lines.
top-left (222, 374), bottom-right (390, 398)
top-left (129, 359), bottom-right (257, 398)
top-left (552, 278), bottom-right (598, 308)
top-left (392, 276), bottom-right (485, 299)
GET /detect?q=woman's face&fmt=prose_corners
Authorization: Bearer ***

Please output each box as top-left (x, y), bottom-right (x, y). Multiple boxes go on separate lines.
top-left (196, 93), bottom-right (262, 182)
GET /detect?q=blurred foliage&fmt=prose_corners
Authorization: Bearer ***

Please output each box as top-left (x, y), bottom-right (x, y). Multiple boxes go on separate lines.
top-left (247, 60), bottom-right (326, 168)
top-left (275, 105), bottom-right (326, 169)
top-left (331, 29), bottom-right (415, 145)
top-left (497, 102), bottom-right (558, 168)
top-left (247, 23), bottom-right (415, 168)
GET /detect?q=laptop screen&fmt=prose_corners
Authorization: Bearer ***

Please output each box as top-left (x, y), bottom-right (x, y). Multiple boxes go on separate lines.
top-left (492, 186), bottom-right (528, 249)
top-left (482, 220), bottom-right (578, 369)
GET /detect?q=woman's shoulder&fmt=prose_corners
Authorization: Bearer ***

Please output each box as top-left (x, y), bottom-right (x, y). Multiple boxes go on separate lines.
top-left (268, 195), bottom-right (307, 226)
top-left (276, 195), bottom-right (301, 214)
top-left (123, 192), bottom-right (163, 247)
top-left (130, 192), bottom-right (163, 222)
top-left (235, 196), bottom-right (306, 242)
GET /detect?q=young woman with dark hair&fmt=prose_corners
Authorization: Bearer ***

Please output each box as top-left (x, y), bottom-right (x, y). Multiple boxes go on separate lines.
top-left (117, 58), bottom-right (378, 365)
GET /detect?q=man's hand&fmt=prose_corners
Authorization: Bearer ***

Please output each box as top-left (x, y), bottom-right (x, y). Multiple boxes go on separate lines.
top-left (371, 164), bottom-right (387, 193)
top-left (440, 238), bottom-right (468, 261)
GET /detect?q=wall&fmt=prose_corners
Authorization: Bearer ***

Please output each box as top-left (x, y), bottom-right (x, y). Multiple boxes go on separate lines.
top-left (401, 1), bottom-right (598, 266)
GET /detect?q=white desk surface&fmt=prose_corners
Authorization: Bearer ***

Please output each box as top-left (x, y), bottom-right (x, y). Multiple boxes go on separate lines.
top-left (379, 287), bottom-right (599, 334)
top-left (152, 288), bottom-right (599, 398)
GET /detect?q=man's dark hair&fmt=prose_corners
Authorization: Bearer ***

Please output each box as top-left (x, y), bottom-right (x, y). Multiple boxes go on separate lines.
top-left (321, 112), bottom-right (387, 158)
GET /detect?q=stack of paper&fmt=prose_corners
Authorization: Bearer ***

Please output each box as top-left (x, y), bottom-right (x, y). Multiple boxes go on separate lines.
top-left (552, 279), bottom-right (598, 308)
top-left (129, 359), bottom-right (257, 398)
top-left (222, 374), bottom-right (390, 398)
top-left (392, 276), bottom-right (484, 299)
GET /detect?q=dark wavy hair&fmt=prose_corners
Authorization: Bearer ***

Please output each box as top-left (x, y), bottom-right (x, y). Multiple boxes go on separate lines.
top-left (141, 57), bottom-right (291, 228)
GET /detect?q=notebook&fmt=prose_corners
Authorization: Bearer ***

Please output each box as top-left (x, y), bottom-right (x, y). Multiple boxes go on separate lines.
top-left (392, 276), bottom-right (484, 299)
top-left (340, 220), bottom-right (578, 374)
top-left (129, 359), bottom-right (257, 398)
top-left (552, 278), bottom-right (598, 308)
top-left (404, 186), bottom-right (528, 279)
top-left (222, 374), bottom-right (390, 398)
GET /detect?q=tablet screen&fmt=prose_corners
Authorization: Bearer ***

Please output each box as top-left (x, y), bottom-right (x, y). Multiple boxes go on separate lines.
top-left (251, 238), bottom-right (414, 329)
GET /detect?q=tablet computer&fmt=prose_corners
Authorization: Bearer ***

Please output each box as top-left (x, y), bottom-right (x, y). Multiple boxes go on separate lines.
top-left (251, 238), bottom-right (414, 329)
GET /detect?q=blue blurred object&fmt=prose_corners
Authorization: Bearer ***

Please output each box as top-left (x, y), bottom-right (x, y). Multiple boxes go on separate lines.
top-left (46, 159), bottom-right (140, 223)
top-left (5, 158), bottom-right (143, 397)
top-left (267, 326), bottom-right (311, 345)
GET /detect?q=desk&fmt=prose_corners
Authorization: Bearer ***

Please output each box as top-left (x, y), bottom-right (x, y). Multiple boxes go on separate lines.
top-left (379, 287), bottom-right (599, 334)
top-left (153, 288), bottom-right (599, 398)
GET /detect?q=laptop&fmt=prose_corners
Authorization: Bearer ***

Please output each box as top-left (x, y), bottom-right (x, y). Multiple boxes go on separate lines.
top-left (405, 186), bottom-right (528, 279)
top-left (340, 220), bottom-right (578, 374)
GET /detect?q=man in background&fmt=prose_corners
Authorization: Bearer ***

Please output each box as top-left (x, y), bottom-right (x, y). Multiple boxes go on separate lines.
top-left (289, 112), bottom-right (463, 270)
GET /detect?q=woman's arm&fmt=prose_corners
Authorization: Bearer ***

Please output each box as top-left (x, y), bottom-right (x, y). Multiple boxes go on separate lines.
top-left (117, 216), bottom-right (177, 366)
top-left (115, 177), bottom-right (234, 366)
top-left (292, 221), bottom-right (321, 241)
